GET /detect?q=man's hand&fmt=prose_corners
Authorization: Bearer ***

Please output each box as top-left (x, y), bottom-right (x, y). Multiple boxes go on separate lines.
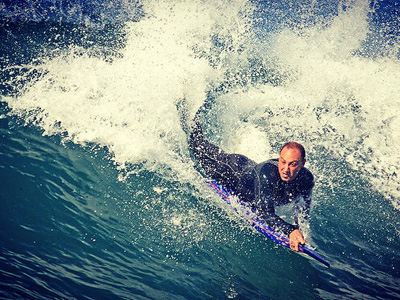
top-left (289, 229), bottom-right (305, 251)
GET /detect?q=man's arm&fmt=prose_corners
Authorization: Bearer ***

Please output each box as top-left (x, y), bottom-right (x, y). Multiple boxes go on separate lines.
top-left (259, 205), bottom-right (299, 236)
top-left (259, 202), bottom-right (305, 251)
top-left (291, 179), bottom-right (314, 251)
top-left (293, 192), bottom-right (312, 227)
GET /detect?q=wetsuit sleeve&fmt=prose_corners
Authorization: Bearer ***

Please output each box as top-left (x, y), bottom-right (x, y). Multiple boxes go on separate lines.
top-left (293, 191), bottom-right (312, 227)
top-left (293, 173), bottom-right (314, 226)
top-left (261, 202), bottom-right (299, 236)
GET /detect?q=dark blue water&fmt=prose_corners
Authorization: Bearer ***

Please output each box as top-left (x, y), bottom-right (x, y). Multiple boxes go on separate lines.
top-left (1, 1), bottom-right (400, 299)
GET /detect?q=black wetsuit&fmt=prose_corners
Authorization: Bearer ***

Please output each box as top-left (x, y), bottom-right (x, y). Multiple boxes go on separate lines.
top-left (189, 121), bottom-right (314, 236)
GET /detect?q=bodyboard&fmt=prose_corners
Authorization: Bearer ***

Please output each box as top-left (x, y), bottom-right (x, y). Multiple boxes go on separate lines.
top-left (206, 180), bottom-right (330, 268)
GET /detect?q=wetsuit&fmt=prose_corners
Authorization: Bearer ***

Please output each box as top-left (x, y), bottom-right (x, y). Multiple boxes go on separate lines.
top-left (189, 121), bottom-right (314, 236)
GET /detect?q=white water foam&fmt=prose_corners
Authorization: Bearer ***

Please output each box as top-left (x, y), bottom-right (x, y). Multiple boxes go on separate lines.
top-left (4, 0), bottom-right (253, 178)
top-left (3, 0), bottom-right (400, 209)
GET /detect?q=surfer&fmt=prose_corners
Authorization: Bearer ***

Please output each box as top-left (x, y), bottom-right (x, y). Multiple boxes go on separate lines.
top-left (189, 118), bottom-right (314, 251)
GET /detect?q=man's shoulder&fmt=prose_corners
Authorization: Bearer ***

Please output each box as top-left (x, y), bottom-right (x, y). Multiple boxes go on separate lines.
top-left (298, 167), bottom-right (314, 189)
top-left (252, 159), bottom-right (277, 172)
top-left (300, 167), bottom-right (314, 180)
top-left (253, 159), bottom-right (279, 179)
top-left (258, 158), bottom-right (278, 168)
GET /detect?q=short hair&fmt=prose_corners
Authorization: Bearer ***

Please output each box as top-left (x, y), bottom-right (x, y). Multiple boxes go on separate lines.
top-left (280, 142), bottom-right (306, 161)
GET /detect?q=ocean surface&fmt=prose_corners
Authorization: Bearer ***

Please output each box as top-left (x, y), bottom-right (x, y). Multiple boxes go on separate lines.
top-left (1, 0), bottom-right (399, 299)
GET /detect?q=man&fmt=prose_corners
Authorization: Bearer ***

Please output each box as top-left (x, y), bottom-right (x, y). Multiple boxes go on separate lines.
top-left (189, 119), bottom-right (314, 251)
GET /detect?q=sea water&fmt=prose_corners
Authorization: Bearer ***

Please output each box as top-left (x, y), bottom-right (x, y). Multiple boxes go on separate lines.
top-left (0, 0), bottom-right (399, 299)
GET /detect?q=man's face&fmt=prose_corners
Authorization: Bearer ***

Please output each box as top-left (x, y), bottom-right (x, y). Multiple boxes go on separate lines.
top-left (278, 147), bottom-right (305, 182)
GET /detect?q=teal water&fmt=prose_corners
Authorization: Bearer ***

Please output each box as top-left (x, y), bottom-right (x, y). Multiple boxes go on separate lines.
top-left (1, 1), bottom-right (400, 299)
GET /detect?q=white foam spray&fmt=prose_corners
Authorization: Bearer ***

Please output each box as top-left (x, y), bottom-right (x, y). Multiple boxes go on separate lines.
top-left (4, 0), bottom-right (254, 179)
top-left (3, 0), bottom-right (400, 209)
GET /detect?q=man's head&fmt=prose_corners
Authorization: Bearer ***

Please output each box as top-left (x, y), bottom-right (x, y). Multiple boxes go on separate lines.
top-left (278, 142), bottom-right (306, 182)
